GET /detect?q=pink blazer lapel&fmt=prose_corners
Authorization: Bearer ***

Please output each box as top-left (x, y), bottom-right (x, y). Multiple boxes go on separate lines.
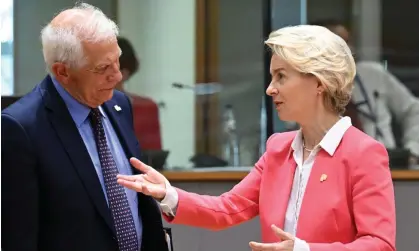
top-left (265, 151), bottom-right (297, 230)
top-left (296, 150), bottom-right (341, 240)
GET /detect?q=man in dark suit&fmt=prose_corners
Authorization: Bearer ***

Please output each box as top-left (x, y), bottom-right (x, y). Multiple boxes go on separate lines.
top-left (1, 3), bottom-right (168, 251)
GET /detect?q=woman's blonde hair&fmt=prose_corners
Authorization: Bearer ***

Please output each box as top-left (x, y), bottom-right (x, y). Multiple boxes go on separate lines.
top-left (265, 25), bottom-right (356, 114)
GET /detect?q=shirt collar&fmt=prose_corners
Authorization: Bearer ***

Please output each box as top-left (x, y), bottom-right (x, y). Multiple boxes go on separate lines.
top-left (51, 76), bottom-right (106, 128)
top-left (291, 116), bottom-right (352, 156)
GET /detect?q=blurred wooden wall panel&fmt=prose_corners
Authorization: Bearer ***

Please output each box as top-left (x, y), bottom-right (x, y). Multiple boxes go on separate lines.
top-left (195, 0), bottom-right (220, 156)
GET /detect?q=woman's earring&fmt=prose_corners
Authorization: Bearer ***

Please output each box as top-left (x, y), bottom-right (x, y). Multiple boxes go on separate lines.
top-left (317, 91), bottom-right (322, 96)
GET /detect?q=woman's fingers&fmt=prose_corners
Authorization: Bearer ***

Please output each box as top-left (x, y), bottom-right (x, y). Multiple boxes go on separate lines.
top-left (117, 179), bottom-right (146, 194)
top-left (130, 157), bottom-right (153, 173)
top-left (117, 177), bottom-right (166, 199)
top-left (117, 174), bottom-right (145, 182)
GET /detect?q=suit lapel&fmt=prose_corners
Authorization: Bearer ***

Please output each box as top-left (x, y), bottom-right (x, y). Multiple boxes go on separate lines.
top-left (41, 77), bottom-right (116, 235)
top-left (296, 150), bottom-right (338, 240)
top-left (103, 99), bottom-right (168, 249)
top-left (267, 150), bottom-right (297, 230)
top-left (102, 101), bottom-right (139, 173)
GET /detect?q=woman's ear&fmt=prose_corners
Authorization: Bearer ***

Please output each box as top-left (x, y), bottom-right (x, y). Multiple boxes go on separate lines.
top-left (316, 79), bottom-right (326, 95)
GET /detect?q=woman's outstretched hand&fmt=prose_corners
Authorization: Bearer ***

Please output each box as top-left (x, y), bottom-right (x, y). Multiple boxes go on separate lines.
top-left (117, 157), bottom-right (168, 201)
top-left (249, 225), bottom-right (295, 251)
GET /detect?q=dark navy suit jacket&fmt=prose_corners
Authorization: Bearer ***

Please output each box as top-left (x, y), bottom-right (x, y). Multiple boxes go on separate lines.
top-left (1, 76), bottom-right (168, 251)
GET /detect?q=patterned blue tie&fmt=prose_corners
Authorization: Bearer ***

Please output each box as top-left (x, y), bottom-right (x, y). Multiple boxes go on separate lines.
top-left (89, 108), bottom-right (139, 251)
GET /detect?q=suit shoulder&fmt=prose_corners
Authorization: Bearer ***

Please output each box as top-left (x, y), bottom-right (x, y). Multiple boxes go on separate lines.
top-left (356, 61), bottom-right (387, 75)
top-left (266, 131), bottom-right (297, 152)
top-left (341, 127), bottom-right (388, 155)
top-left (267, 131), bottom-right (297, 144)
top-left (2, 88), bottom-right (43, 125)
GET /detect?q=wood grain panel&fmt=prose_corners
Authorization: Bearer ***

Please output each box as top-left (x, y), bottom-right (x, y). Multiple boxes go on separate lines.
top-left (195, 0), bottom-right (220, 156)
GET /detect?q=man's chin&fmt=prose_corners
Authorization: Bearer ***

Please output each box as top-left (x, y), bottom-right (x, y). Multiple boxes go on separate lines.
top-left (105, 89), bottom-right (114, 99)
top-left (100, 89), bottom-right (114, 103)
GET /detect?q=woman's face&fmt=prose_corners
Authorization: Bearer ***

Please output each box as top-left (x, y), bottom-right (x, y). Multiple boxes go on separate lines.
top-left (266, 54), bottom-right (322, 123)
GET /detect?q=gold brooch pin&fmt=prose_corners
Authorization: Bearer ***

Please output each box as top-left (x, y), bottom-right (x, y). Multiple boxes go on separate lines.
top-left (320, 174), bottom-right (327, 182)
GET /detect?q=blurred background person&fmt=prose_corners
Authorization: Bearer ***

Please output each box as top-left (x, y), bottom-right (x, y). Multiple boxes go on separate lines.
top-left (118, 25), bottom-right (396, 251)
top-left (312, 19), bottom-right (419, 165)
top-left (116, 37), bottom-right (162, 151)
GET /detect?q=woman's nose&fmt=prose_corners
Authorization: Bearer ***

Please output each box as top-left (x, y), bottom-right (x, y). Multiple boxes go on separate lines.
top-left (266, 84), bottom-right (278, 96)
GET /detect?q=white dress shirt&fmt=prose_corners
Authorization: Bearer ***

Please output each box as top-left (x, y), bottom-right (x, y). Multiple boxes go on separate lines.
top-left (159, 117), bottom-right (352, 251)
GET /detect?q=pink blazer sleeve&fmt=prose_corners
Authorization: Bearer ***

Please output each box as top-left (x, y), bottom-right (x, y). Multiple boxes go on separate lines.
top-left (162, 153), bottom-right (267, 230)
top-left (310, 143), bottom-right (396, 251)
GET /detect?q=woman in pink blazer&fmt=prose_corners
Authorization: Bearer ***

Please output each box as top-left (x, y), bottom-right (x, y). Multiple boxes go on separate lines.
top-left (118, 25), bottom-right (396, 251)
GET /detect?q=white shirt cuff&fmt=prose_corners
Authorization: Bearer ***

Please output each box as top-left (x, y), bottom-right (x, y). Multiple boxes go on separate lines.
top-left (293, 237), bottom-right (310, 251)
top-left (158, 179), bottom-right (179, 216)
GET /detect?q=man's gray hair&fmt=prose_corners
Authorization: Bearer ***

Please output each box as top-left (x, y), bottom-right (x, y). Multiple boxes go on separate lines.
top-left (41, 2), bottom-right (119, 72)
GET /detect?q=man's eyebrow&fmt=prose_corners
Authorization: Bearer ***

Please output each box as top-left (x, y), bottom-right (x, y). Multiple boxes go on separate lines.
top-left (95, 52), bottom-right (121, 66)
top-left (94, 61), bottom-right (109, 67)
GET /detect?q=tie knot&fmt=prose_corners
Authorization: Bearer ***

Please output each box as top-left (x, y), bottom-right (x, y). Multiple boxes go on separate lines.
top-left (89, 108), bottom-right (102, 125)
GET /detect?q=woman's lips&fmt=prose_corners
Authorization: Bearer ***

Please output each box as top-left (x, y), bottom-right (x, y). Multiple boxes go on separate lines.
top-left (274, 101), bottom-right (283, 109)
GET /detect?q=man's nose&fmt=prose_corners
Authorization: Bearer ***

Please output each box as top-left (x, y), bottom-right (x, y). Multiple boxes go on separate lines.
top-left (108, 69), bottom-right (123, 83)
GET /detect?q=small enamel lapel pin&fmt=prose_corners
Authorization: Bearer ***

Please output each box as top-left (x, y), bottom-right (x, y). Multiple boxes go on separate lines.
top-left (320, 174), bottom-right (328, 182)
top-left (114, 105), bottom-right (122, 111)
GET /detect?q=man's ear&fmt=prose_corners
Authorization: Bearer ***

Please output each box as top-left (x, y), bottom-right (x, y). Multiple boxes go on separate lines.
top-left (51, 63), bottom-right (69, 83)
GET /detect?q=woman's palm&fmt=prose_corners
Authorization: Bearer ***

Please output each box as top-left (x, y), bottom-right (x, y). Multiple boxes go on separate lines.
top-left (117, 158), bottom-right (168, 200)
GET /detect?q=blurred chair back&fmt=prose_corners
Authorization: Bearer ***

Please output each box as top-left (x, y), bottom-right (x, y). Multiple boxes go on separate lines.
top-left (130, 95), bottom-right (162, 150)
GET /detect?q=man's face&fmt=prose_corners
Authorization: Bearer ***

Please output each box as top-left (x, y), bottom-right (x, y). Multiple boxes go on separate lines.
top-left (328, 25), bottom-right (356, 56)
top-left (53, 39), bottom-right (123, 107)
